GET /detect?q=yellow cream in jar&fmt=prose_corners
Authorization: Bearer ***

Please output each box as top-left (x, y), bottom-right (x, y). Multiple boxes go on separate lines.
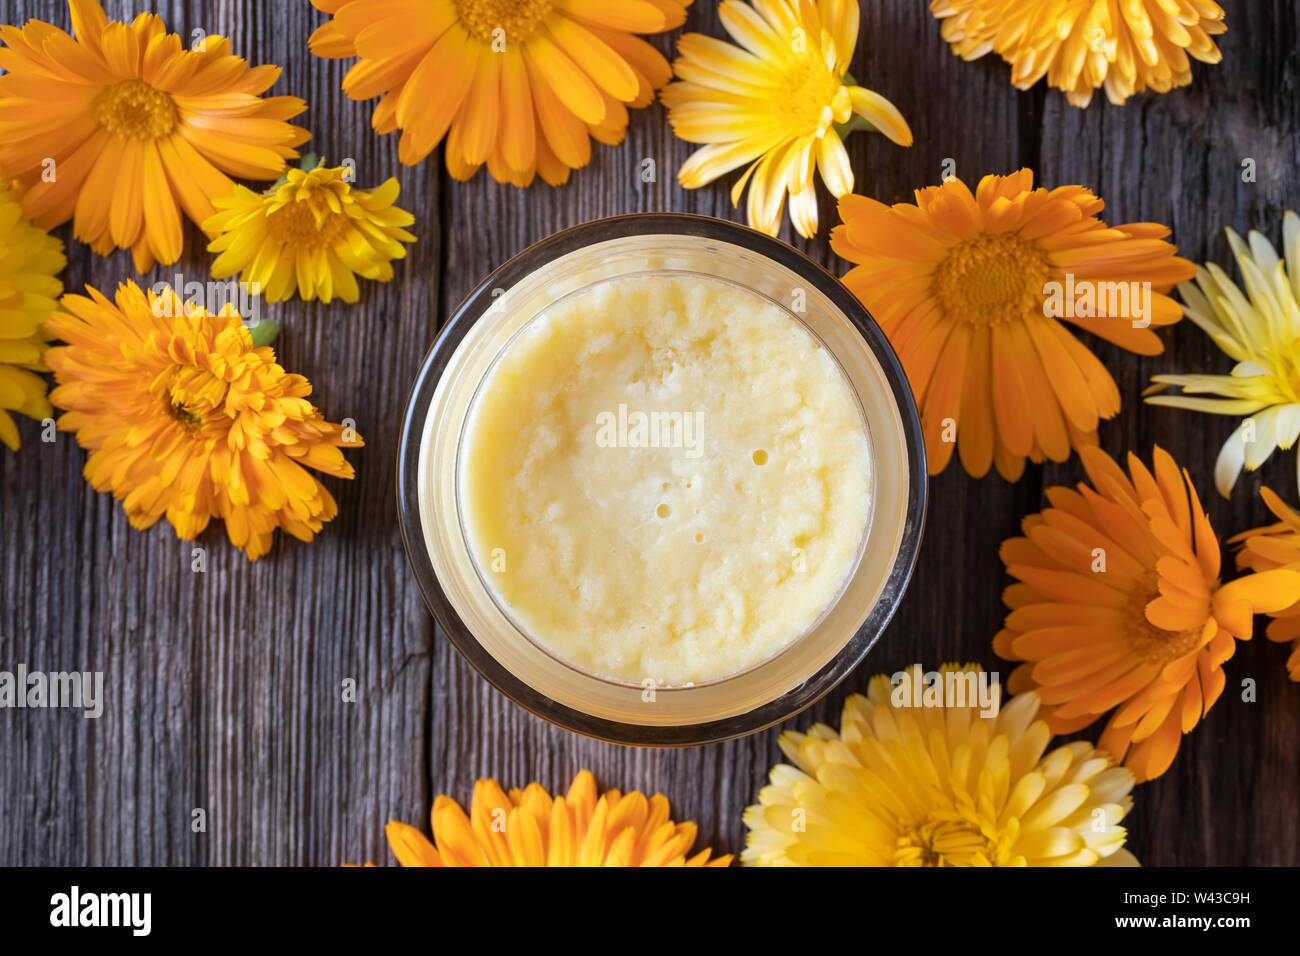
top-left (461, 273), bottom-right (871, 685)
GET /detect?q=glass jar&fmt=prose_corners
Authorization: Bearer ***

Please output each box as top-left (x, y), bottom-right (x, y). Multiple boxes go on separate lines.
top-left (397, 214), bottom-right (926, 745)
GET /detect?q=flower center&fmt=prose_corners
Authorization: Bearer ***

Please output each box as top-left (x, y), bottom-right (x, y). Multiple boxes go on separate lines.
top-left (780, 57), bottom-right (850, 137)
top-left (454, 0), bottom-right (554, 44)
top-left (266, 194), bottom-right (351, 247)
top-left (1125, 573), bottom-right (1206, 663)
top-left (95, 79), bottom-right (177, 140)
top-left (932, 232), bottom-right (1053, 328)
top-left (1280, 344), bottom-right (1300, 400)
top-left (166, 367), bottom-right (227, 432)
top-left (170, 401), bottom-right (204, 431)
top-left (893, 814), bottom-right (1004, 866)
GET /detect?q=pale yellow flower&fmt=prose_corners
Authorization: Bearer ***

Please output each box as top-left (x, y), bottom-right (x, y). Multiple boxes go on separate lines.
top-left (1147, 212), bottom-right (1300, 497)
top-left (744, 664), bottom-right (1139, 866)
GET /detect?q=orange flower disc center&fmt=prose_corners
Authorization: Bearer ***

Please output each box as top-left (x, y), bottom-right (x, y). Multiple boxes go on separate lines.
top-left (931, 232), bottom-right (1052, 328)
top-left (453, 0), bottom-right (554, 44)
top-left (95, 79), bottom-right (178, 140)
top-left (1126, 574), bottom-right (1205, 664)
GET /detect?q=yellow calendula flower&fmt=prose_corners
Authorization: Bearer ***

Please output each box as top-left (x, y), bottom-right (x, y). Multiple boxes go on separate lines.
top-left (930, 0), bottom-right (1226, 107)
top-left (204, 163), bottom-right (417, 305)
top-left (661, 0), bottom-right (911, 238)
top-left (45, 282), bottom-right (362, 560)
top-left (0, 0), bottom-right (308, 273)
top-left (1234, 487), bottom-right (1300, 682)
top-left (831, 170), bottom-right (1195, 480)
top-left (744, 664), bottom-right (1139, 866)
top-left (0, 184), bottom-right (65, 451)
top-left (1147, 213), bottom-right (1300, 497)
top-left (386, 770), bottom-right (731, 866)
top-left (995, 446), bottom-right (1300, 781)
top-left (308, 0), bottom-right (690, 186)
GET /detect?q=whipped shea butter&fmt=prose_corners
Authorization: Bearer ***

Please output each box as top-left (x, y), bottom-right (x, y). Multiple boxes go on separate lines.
top-left (400, 218), bottom-right (924, 742)
top-left (460, 273), bottom-right (872, 685)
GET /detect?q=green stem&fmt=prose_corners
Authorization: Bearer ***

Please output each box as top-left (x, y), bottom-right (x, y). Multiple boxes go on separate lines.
top-left (267, 152), bottom-right (320, 192)
top-left (835, 113), bottom-right (879, 139)
top-left (834, 78), bottom-right (878, 139)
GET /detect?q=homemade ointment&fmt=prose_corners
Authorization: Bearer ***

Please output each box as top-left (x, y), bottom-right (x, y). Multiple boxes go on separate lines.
top-left (461, 273), bottom-right (872, 686)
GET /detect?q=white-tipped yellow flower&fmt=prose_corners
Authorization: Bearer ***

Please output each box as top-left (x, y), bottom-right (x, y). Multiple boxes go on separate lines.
top-left (661, 0), bottom-right (911, 238)
top-left (1147, 212), bottom-right (1300, 497)
top-left (744, 664), bottom-right (1139, 866)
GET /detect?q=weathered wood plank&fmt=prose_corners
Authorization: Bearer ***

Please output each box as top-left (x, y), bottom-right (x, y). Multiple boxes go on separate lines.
top-left (1034, 0), bottom-right (1300, 866)
top-left (1, 0), bottom-right (1296, 866)
top-left (0, 0), bottom-right (438, 866)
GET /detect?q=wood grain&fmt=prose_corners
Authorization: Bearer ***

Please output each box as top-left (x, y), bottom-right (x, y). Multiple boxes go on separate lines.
top-left (0, 0), bottom-right (1296, 866)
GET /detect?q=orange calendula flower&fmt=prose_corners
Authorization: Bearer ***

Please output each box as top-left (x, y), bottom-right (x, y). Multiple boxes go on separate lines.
top-left (204, 162), bottom-right (417, 304)
top-left (1234, 488), bottom-right (1300, 682)
top-left (308, 0), bottom-right (690, 186)
top-left (45, 281), bottom-right (362, 560)
top-left (994, 445), bottom-right (1300, 781)
top-left (0, 183), bottom-right (65, 451)
top-left (0, 0), bottom-right (309, 272)
top-left (930, 0), bottom-right (1226, 107)
top-left (831, 169), bottom-right (1196, 480)
top-left (385, 770), bottom-right (731, 866)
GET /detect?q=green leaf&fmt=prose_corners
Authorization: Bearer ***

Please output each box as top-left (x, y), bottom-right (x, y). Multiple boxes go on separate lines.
top-left (248, 319), bottom-right (279, 348)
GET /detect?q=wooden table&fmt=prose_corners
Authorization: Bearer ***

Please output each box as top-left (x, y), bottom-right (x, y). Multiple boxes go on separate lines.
top-left (2, 0), bottom-right (1296, 866)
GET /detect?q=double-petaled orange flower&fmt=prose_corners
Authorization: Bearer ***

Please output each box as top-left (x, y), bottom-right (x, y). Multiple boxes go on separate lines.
top-left (46, 281), bottom-right (361, 559)
top-left (930, 0), bottom-right (1226, 107)
top-left (385, 770), bottom-right (731, 867)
